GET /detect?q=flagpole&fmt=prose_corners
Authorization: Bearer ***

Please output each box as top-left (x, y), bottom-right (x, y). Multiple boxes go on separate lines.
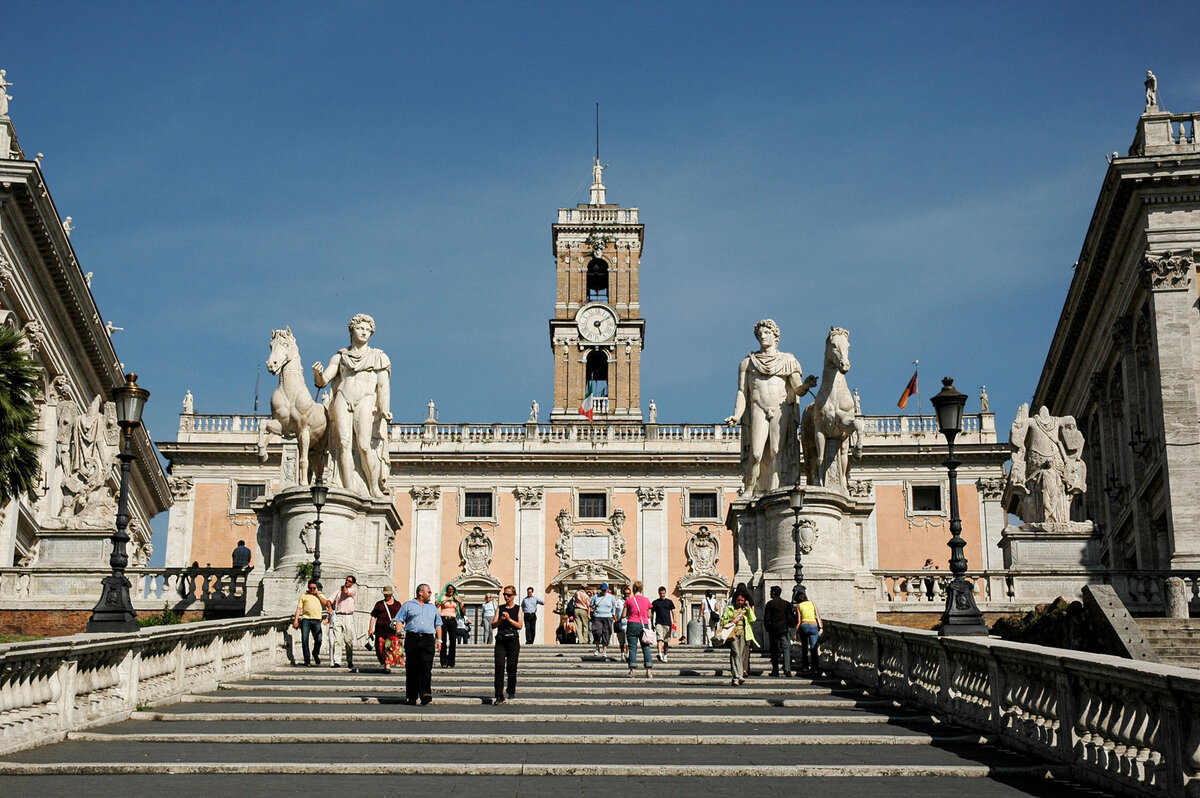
top-left (913, 360), bottom-right (920, 417)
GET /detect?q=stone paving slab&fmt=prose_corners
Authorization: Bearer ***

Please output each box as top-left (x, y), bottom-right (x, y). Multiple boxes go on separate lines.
top-left (0, 773), bottom-right (1100, 798)
top-left (182, 692), bottom-right (882, 708)
top-left (138, 702), bottom-right (911, 719)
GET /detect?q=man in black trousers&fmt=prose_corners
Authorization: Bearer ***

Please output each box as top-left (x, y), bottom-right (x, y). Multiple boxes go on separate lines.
top-left (763, 585), bottom-right (794, 677)
top-left (393, 583), bottom-right (443, 705)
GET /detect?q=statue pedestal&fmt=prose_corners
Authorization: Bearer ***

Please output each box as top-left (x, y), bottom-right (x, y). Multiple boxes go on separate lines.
top-left (252, 486), bottom-right (401, 615)
top-left (729, 485), bottom-right (876, 621)
top-left (999, 521), bottom-right (1103, 602)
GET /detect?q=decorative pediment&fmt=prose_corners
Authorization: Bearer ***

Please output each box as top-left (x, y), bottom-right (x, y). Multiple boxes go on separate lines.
top-left (548, 561), bottom-right (630, 593)
top-left (460, 526), bottom-right (494, 577)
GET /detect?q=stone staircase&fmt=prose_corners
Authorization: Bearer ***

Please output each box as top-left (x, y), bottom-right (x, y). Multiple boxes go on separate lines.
top-left (0, 644), bottom-right (1101, 796)
top-left (1138, 618), bottom-right (1200, 668)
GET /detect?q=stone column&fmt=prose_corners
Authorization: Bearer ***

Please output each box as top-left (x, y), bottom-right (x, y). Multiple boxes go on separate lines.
top-left (410, 487), bottom-right (442, 591)
top-left (977, 478), bottom-right (1005, 570)
top-left (1144, 252), bottom-right (1200, 567)
top-left (637, 487), bottom-right (667, 591)
top-left (164, 477), bottom-right (196, 568)
top-left (515, 486), bottom-right (545, 598)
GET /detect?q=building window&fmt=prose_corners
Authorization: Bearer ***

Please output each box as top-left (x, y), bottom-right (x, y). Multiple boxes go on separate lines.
top-left (463, 491), bottom-right (493, 519)
top-left (235, 483), bottom-right (266, 510)
top-left (585, 350), bottom-right (608, 401)
top-left (586, 258), bottom-right (608, 302)
top-left (688, 491), bottom-right (719, 520)
top-left (910, 485), bottom-right (942, 513)
top-left (578, 492), bottom-right (607, 519)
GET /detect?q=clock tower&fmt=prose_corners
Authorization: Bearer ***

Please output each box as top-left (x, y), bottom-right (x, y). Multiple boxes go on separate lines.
top-left (550, 160), bottom-right (645, 423)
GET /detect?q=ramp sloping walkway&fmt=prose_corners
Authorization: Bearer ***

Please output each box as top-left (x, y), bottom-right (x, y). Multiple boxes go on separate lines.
top-left (0, 644), bottom-right (1101, 796)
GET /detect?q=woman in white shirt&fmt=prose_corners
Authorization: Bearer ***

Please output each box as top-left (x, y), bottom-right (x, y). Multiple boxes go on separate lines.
top-left (482, 593), bottom-right (498, 644)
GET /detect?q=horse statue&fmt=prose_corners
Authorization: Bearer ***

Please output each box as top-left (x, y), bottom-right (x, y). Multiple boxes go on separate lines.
top-left (256, 327), bottom-right (329, 485)
top-left (800, 327), bottom-right (863, 493)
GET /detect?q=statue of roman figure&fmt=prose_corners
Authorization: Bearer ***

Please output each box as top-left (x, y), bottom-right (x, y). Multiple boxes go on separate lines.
top-left (312, 314), bottom-right (392, 497)
top-left (724, 319), bottom-right (817, 496)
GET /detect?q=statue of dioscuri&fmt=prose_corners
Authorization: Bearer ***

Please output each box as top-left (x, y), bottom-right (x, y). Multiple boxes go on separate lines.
top-left (800, 327), bottom-right (863, 493)
top-left (724, 319), bottom-right (817, 496)
top-left (258, 327), bottom-right (329, 486)
top-left (1008, 404), bottom-right (1087, 525)
top-left (312, 314), bottom-right (392, 497)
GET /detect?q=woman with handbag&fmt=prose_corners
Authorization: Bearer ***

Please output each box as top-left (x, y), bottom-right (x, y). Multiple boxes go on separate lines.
top-left (718, 591), bottom-right (757, 686)
top-left (622, 580), bottom-right (654, 678)
top-left (492, 585), bottom-right (523, 704)
top-left (435, 583), bottom-right (463, 667)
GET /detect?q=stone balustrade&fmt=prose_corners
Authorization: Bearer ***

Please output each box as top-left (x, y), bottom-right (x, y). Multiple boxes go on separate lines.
top-left (1107, 571), bottom-right (1200, 615)
top-left (822, 619), bottom-right (1200, 797)
top-left (556, 207), bottom-right (639, 224)
top-left (874, 569), bottom-right (999, 605)
top-left (181, 412), bottom-right (996, 449)
top-left (0, 616), bottom-right (289, 755)
top-left (0, 565), bottom-right (252, 613)
top-left (1135, 110), bottom-right (1200, 155)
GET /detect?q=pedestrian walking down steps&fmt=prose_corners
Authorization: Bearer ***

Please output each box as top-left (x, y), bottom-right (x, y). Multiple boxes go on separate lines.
top-left (492, 585), bottom-right (523, 704)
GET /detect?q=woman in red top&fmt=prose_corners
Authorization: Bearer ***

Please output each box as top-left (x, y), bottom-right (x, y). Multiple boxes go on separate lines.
top-left (623, 580), bottom-right (654, 678)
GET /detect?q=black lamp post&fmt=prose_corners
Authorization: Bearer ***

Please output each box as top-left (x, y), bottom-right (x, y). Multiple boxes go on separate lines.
top-left (788, 482), bottom-right (805, 604)
top-left (87, 373), bottom-right (149, 633)
top-left (309, 477), bottom-right (328, 584)
top-left (929, 376), bottom-right (989, 636)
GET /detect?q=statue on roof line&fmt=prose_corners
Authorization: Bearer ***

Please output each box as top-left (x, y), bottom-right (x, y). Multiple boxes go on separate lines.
top-left (0, 70), bottom-right (12, 117)
top-left (1145, 70), bottom-right (1158, 111)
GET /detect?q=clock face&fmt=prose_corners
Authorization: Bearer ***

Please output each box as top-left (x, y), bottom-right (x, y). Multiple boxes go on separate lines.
top-left (577, 304), bottom-right (617, 343)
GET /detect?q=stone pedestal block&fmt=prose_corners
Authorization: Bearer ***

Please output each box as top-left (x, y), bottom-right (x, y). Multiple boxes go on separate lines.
top-left (730, 485), bottom-right (876, 621)
top-left (999, 521), bottom-right (1103, 602)
top-left (253, 486), bottom-right (401, 615)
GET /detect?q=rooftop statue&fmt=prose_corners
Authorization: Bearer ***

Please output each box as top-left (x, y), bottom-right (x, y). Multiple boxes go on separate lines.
top-left (0, 70), bottom-right (12, 117)
top-left (724, 319), bottom-right (817, 496)
top-left (1145, 70), bottom-right (1158, 111)
top-left (313, 314), bottom-right (392, 497)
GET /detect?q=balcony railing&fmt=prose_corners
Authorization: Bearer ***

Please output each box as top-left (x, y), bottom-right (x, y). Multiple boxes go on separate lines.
top-left (0, 565), bottom-right (252, 613)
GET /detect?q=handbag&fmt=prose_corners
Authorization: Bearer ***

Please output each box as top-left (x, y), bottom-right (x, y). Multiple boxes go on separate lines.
top-left (713, 611), bottom-right (744, 646)
top-left (641, 626), bottom-right (657, 646)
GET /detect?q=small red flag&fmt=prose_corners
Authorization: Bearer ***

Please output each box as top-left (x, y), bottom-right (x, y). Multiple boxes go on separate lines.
top-left (897, 371), bottom-right (918, 409)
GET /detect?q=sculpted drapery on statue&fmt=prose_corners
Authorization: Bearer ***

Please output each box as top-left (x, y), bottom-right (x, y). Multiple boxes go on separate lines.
top-left (1008, 404), bottom-right (1088, 524)
top-left (724, 319), bottom-right (817, 496)
top-left (49, 393), bottom-right (119, 527)
top-left (313, 314), bottom-right (392, 498)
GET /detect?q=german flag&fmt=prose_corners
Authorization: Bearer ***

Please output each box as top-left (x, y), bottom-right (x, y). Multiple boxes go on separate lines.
top-left (897, 371), bottom-right (918, 409)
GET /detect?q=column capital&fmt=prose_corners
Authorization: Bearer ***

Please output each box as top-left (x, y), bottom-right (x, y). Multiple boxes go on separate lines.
top-left (1143, 250), bottom-right (1195, 291)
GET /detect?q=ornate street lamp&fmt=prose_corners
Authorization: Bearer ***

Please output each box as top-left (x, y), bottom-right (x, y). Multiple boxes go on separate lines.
top-left (87, 373), bottom-right (149, 633)
top-left (788, 482), bottom-right (805, 603)
top-left (309, 476), bottom-right (328, 584)
top-left (929, 376), bottom-right (988, 636)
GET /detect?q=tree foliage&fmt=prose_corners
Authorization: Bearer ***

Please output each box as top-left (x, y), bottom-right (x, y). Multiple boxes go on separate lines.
top-left (0, 325), bottom-right (42, 504)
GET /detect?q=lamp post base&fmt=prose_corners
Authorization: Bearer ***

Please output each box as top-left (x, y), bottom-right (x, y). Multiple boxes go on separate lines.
top-left (939, 579), bottom-right (989, 636)
top-left (86, 573), bottom-right (139, 633)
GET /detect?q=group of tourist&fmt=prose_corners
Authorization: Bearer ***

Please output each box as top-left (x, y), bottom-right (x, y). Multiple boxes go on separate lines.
top-left (294, 577), bottom-right (823, 703)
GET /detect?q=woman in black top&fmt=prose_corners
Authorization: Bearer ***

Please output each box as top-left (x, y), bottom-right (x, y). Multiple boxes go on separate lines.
top-left (492, 584), bottom-right (523, 704)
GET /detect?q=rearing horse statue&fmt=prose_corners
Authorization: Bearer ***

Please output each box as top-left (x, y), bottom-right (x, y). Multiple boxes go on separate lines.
top-left (800, 327), bottom-right (863, 493)
top-left (257, 327), bottom-right (329, 485)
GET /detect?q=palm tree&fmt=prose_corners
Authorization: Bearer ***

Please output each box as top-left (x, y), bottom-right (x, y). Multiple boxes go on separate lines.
top-left (0, 325), bottom-right (42, 504)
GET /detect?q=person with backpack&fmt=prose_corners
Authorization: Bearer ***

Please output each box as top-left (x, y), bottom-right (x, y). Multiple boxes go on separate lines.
top-left (763, 585), bottom-right (794, 677)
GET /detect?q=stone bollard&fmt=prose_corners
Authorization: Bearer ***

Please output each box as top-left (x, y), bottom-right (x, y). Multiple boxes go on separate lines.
top-left (687, 619), bottom-right (702, 644)
top-left (1165, 576), bottom-right (1189, 618)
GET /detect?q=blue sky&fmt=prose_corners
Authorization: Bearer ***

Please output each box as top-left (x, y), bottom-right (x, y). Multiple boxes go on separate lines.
top-left (4, 3), bottom-right (1200, 559)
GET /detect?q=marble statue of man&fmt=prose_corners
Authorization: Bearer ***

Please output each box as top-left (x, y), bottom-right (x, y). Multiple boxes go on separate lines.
top-left (724, 319), bottom-right (817, 496)
top-left (182, 390), bottom-right (194, 414)
top-left (529, 399), bottom-right (539, 423)
top-left (0, 71), bottom-right (12, 117)
top-left (312, 314), bottom-right (392, 497)
top-left (1145, 70), bottom-right (1158, 111)
top-left (1008, 404), bottom-right (1087, 524)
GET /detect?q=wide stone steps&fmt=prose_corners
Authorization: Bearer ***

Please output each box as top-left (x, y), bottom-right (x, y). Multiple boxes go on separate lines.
top-left (0, 644), bottom-right (1102, 796)
top-left (1138, 618), bottom-right (1200, 667)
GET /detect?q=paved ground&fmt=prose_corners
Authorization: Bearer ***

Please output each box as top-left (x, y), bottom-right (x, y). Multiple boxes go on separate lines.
top-left (0, 644), bottom-right (1103, 796)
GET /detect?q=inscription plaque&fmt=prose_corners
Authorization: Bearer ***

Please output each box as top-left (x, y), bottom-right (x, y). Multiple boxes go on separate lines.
top-left (573, 536), bottom-right (609, 561)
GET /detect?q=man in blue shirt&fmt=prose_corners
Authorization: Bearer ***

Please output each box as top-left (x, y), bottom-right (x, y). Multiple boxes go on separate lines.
top-left (393, 583), bottom-right (442, 705)
top-left (589, 583), bottom-right (618, 660)
top-left (520, 587), bottom-right (544, 645)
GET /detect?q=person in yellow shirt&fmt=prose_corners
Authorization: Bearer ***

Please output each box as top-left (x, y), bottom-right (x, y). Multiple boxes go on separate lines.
top-left (796, 588), bottom-right (823, 674)
top-left (293, 580), bottom-right (329, 666)
top-left (719, 591), bottom-right (757, 686)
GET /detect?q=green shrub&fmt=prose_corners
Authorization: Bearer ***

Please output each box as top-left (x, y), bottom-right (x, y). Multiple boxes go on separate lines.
top-left (137, 603), bottom-right (184, 628)
top-left (295, 561), bottom-right (314, 583)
